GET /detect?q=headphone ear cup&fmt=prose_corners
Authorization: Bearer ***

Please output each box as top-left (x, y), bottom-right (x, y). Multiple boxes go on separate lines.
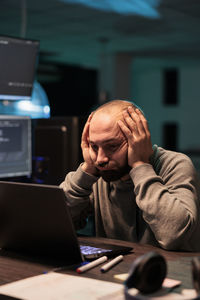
top-left (192, 257), bottom-right (200, 294)
top-left (125, 251), bottom-right (167, 294)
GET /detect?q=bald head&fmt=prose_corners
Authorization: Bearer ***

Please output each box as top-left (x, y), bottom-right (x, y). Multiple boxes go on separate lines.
top-left (92, 100), bottom-right (136, 123)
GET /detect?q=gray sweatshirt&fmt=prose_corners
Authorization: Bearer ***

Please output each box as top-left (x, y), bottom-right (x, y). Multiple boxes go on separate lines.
top-left (60, 145), bottom-right (200, 251)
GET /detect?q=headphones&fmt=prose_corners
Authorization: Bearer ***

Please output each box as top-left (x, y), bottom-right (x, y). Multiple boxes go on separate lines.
top-left (124, 251), bottom-right (200, 299)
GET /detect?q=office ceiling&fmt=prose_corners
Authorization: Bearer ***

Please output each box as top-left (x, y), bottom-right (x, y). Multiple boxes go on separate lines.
top-left (1, 0), bottom-right (200, 69)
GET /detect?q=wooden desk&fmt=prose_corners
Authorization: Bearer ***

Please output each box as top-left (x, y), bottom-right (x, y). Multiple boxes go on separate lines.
top-left (76, 237), bottom-right (200, 292)
top-left (0, 236), bottom-right (199, 293)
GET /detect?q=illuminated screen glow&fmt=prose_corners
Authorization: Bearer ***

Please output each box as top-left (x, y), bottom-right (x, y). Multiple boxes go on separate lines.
top-left (60, 0), bottom-right (161, 18)
top-left (0, 115), bottom-right (32, 179)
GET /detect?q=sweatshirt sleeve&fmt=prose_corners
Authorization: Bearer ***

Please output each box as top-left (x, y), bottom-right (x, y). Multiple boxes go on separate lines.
top-left (130, 150), bottom-right (200, 251)
top-left (60, 164), bottom-right (99, 230)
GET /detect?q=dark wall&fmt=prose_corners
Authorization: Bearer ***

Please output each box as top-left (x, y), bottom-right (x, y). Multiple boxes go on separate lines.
top-left (37, 61), bottom-right (98, 117)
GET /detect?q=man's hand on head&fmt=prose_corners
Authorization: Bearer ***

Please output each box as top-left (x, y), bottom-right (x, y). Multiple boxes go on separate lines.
top-left (81, 113), bottom-right (100, 176)
top-left (117, 106), bottom-right (153, 168)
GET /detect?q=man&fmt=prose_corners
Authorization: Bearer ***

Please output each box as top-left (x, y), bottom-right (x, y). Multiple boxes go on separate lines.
top-left (60, 99), bottom-right (200, 251)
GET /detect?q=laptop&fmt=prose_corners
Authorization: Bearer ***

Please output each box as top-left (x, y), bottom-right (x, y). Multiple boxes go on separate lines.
top-left (0, 181), bottom-right (133, 265)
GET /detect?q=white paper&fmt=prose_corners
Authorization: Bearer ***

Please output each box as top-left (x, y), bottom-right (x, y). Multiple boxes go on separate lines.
top-left (0, 272), bottom-right (123, 300)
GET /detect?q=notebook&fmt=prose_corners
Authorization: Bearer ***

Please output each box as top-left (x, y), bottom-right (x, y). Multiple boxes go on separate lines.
top-left (0, 181), bottom-right (133, 265)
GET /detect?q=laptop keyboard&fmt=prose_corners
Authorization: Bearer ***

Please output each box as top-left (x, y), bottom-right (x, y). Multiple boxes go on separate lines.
top-left (80, 244), bottom-right (111, 256)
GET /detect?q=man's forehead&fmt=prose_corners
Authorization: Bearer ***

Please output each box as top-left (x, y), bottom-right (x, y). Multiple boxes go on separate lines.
top-left (90, 112), bottom-right (115, 129)
top-left (90, 108), bottom-right (123, 125)
top-left (89, 137), bottom-right (119, 144)
top-left (89, 117), bottom-right (125, 145)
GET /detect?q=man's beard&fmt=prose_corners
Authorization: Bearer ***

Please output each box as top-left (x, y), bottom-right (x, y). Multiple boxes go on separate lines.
top-left (99, 165), bottom-right (131, 182)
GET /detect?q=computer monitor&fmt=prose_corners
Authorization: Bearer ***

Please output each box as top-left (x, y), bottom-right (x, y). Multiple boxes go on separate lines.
top-left (0, 115), bottom-right (32, 179)
top-left (0, 35), bottom-right (39, 101)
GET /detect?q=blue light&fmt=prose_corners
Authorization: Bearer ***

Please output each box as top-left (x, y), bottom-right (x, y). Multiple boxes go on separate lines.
top-left (0, 81), bottom-right (51, 119)
top-left (60, 0), bottom-right (161, 18)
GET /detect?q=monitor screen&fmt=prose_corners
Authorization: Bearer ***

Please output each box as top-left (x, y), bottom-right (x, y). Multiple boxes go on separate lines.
top-left (0, 35), bottom-right (39, 101)
top-left (0, 115), bottom-right (32, 179)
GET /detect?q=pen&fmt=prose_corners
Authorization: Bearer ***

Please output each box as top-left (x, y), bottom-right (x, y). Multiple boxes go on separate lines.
top-left (100, 255), bottom-right (123, 273)
top-left (76, 256), bottom-right (108, 273)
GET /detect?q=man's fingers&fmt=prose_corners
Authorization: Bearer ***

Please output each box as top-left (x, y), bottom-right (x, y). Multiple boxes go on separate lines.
top-left (81, 123), bottom-right (89, 142)
top-left (134, 108), bottom-right (151, 137)
top-left (117, 120), bottom-right (134, 144)
top-left (127, 107), bottom-right (147, 136)
top-left (81, 113), bottom-right (93, 147)
top-left (122, 109), bottom-right (138, 134)
top-left (118, 119), bottom-right (129, 135)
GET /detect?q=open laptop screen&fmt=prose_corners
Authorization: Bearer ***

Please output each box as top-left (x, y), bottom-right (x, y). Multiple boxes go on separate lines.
top-left (0, 181), bottom-right (133, 264)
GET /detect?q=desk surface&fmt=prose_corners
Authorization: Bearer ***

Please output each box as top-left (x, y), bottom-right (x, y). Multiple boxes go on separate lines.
top-left (77, 237), bottom-right (200, 292)
top-left (0, 236), bottom-right (199, 292)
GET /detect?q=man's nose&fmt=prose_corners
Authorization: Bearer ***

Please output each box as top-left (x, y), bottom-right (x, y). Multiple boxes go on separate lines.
top-left (96, 148), bottom-right (109, 166)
